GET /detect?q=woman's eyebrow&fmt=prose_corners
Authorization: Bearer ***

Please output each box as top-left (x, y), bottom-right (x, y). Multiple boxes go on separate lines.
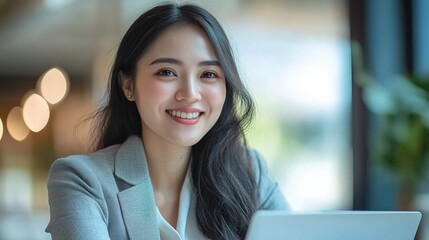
top-left (149, 58), bottom-right (220, 67)
top-left (149, 58), bottom-right (182, 65)
top-left (198, 60), bottom-right (220, 67)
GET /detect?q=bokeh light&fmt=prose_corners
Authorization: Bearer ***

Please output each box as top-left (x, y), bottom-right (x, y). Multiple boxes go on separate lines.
top-left (0, 117), bottom-right (3, 141)
top-left (22, 93), bottom-right (50, 132)
top-left (39, 67), bottom-right (69, 104)
top-left (7, 107), bottom-right (30, 141)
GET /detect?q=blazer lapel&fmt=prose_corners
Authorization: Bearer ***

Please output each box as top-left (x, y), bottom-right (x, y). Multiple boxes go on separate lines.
top-left (115, 136), bottom-right (160, 240)
top-left (118, 182), bottom-right (159, 240)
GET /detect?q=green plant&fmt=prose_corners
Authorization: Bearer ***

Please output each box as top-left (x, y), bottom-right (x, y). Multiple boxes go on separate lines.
top-left (353, 43), bottom-right (429, 189)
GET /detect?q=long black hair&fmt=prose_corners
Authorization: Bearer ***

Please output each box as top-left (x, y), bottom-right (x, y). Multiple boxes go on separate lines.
top-left (91, 3), bottom-right (257, 239)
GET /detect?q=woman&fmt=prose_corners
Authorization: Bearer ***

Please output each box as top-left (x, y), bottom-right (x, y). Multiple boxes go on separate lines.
top-left (46, 3), bottom-right (288, 240)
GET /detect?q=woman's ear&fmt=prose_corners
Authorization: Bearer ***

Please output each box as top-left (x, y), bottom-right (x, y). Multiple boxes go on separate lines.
top-left (119, 71), bottom-right (134, 101)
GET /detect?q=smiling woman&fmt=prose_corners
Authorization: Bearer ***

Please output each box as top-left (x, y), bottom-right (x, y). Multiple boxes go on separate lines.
top-left (45, 3), bottom-right (289, 240)
top-left (120, 23), bottom-right (226, 148)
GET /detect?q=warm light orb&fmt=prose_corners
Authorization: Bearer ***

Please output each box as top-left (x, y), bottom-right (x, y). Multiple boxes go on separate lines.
top-left (23, 93), bottom-right (50, 132)
top-left (7, 107), bottom-right (30, 141)
top-left (39, 67), bottom-right (69, 104)
top-left (0, 118), bottom-right (3, 141)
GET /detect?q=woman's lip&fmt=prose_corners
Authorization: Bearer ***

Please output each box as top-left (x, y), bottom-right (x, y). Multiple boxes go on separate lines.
top-left (166, 109), bottom-right (203, 125)
top-left (166, 107), bottom-right (204, 113)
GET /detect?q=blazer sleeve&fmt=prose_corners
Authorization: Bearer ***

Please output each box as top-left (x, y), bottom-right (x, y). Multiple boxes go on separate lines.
top-left (45, 155), bottom-right (111, 240)
top-left (250, 149), bottom-right (291, 210)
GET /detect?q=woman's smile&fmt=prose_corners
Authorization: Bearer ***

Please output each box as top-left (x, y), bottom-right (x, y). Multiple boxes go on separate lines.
top-left (166, 108), bottom-right (204, 125)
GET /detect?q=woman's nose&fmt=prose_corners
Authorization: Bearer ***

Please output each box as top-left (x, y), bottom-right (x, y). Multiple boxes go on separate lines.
top-left (175, 77), bottom-right (201, 103)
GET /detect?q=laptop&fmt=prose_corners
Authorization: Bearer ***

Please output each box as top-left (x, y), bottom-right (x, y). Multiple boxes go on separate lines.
top-left (245, 210), bottom-right (422, 240)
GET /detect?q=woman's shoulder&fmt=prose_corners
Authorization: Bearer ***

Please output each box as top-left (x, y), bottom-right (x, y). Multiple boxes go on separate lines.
top-left (48, 144), bottom-right (121, 178)
top-left (246, 148), bottom-right (269, 183)
top-left (246, 147), bottom-right (290, 210)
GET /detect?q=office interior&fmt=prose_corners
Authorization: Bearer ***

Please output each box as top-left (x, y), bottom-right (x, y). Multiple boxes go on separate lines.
top-left (0, 0), bottom-right (428, 239)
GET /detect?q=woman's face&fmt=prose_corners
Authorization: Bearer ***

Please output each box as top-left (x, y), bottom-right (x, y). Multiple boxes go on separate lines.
top-left (123, 23), bottom-right (226, 147)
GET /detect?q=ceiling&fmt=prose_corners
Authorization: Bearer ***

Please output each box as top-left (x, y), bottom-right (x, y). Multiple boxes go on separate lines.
top-left (0, 0), bottom-right (245, 91)
top-left (0, 0), bottom-right (128, 88)
top-left (0, 0), bottom-right (343, 91)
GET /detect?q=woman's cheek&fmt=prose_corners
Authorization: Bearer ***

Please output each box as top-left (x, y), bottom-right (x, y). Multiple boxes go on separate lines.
top-left (206, 85), bottom-right (226, 109)
top-left (140, 82), bottom-right (172, 101)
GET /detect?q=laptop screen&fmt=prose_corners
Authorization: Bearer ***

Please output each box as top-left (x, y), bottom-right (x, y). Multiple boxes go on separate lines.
top-left (245, 210), bottom-right (421, 240)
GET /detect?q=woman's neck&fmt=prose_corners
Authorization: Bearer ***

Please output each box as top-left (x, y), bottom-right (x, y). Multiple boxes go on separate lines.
top-left (142, 133), bottom-right (191, 228)
top-left (142, 134), bottom-right (191, 194)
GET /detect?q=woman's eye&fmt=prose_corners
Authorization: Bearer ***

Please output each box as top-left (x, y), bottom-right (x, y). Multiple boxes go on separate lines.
top-left (201, 71), bottom-right (218, 79)
top-left (157, 69), bottom-right (176, 77)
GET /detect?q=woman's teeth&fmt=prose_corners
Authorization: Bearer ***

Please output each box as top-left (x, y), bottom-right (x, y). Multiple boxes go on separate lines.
top-left (168, 110), bottom-right (200, 119)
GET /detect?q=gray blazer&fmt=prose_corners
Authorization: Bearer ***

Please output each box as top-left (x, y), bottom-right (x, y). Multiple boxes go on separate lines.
top-left (46, 135), bottom-right (289, 240)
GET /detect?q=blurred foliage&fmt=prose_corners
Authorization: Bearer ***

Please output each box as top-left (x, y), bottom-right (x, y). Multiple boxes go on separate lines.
top-left (246, 104), bottom-right (298, 166)
top-left (353, 42), bottom-right (429, 187)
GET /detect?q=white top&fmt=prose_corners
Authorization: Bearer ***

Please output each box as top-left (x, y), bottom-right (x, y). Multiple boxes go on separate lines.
top-left (157, 169), bottom-right (207, 240)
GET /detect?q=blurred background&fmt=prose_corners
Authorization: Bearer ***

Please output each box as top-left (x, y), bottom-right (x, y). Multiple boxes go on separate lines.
top-left (0, 0), bottom-right (428, 239)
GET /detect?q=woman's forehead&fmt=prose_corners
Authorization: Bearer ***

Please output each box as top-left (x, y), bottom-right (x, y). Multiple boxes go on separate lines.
top-left (140, 23), bottom-right (218, 63)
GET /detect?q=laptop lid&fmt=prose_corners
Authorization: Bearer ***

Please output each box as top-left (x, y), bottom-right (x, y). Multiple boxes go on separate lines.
top-left (245, 210), bottom-right (422, 240)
